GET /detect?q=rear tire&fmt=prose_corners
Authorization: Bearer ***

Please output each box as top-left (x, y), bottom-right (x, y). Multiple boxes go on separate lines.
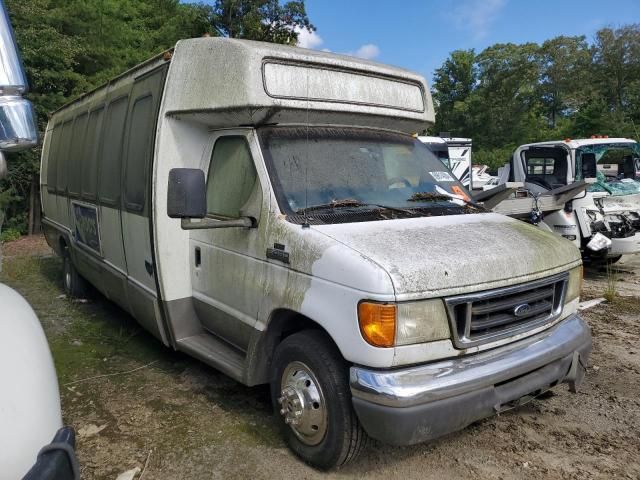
top-left (271, 330), bottom-right (368, 470)
top-left (62, 248), bottom-right (88, 298)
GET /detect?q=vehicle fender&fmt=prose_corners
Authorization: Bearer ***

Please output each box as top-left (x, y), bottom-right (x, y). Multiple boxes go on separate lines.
top-left (0, 284), bottom-right (63, 479)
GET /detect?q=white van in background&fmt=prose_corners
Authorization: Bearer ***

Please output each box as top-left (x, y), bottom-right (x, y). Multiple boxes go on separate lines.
top-left (418, 135), bottom-right (496, 189)
top-left (41, 38), bottom-right (591, 469)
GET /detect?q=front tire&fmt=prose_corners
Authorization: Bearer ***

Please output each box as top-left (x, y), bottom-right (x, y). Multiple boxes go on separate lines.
top-left (271, 330), bottom-right (368, 470)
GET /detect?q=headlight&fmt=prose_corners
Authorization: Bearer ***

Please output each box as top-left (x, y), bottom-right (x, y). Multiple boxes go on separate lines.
top-left (358, 299), bottom-right (450, 348)
top-left (565, 266), bottom-right (583, 303)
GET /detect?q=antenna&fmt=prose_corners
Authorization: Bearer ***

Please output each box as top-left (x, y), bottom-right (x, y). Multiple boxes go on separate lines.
top-left (302, 64), bottom-right (310, 229)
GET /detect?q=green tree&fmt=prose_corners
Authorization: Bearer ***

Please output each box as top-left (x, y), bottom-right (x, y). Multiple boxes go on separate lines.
top-left (431, 49), bottom-right (476, 136)
top-left (539, 35), bottom-right (591, 128)
top-left (211, 0), bottom-right (314, 43)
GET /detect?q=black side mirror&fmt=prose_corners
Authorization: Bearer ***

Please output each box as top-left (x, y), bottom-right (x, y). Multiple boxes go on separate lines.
top-left (581, 153), bottom-right (597, 179)
top-left (167, 168), bottom-right (206, 218)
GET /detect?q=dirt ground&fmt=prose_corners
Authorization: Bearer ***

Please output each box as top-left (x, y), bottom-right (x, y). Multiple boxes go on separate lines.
top-left (1, 236), bottom-right (639, 480)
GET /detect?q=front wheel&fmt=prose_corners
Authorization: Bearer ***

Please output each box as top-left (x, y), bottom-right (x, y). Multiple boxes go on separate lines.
top-left (271, 330), bottom-right (368, 470)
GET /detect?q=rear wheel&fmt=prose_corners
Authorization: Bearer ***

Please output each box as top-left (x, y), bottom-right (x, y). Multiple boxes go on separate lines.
top-left (271, 330), bottom-right (368, 470)
top-left (62, 248), bottom-right (88, 298)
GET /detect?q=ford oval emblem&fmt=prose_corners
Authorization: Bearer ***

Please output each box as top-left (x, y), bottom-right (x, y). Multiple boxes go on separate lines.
top-left (513, 303), bottom-right (531, 317)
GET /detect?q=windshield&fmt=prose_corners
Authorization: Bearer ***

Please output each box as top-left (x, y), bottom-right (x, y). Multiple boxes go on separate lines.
top-left (259, 126), bottom-right (480, 224)
top-left (577, 142), bottom-right (640, 196)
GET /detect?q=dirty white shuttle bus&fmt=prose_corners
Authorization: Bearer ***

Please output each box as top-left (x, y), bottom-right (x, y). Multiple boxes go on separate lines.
top-left (41, 38), bottom-right (591, 469)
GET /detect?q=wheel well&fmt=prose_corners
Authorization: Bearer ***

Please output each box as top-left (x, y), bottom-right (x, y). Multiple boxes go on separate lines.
top-left (247, 309), bottom-right (343, 386)
top-left (59, 236), bottom-right (68, 253)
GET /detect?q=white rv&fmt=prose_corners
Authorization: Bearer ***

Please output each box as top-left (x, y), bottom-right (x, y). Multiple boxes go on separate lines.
top-left (506, 138), bottom-right (640, 262)
top-left (41, 38), bottom-right (591, 469)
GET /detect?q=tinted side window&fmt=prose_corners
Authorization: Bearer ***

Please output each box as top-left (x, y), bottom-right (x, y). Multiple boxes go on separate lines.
top-left (124, 95), bottom-right (153, 211)
top-left (206, 137), bottom-right (257, 218)
top-left (68, 113), bottom-right (88, 197)
top-left (46, 126), bottom-right (61, 192)
top-left (81, 107), bottom-right (105, 200)
top-left (56, 120), bottom-right (73, 193)
top-left (98, 97), bottom-right (128, 204)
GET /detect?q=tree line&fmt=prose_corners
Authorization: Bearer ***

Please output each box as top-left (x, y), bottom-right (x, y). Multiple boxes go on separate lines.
top-left (431, 25), bottom-right (640, 169)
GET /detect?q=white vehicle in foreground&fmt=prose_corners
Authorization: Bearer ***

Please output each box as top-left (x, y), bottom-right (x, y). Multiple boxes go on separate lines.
top-left (505, 138), bottom-right (640, 261)
top-left (0, 0), bottom-right (78, 477)
top-left (41, 38), bottom-right (590, 469)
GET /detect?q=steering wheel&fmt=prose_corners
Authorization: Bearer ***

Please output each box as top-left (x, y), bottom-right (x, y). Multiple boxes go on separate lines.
top-left (387, 176), bottom-right (412, 188)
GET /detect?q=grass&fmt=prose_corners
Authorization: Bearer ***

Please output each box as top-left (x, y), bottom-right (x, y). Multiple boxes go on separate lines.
top-left (604, 261), bottom-right (619, 303)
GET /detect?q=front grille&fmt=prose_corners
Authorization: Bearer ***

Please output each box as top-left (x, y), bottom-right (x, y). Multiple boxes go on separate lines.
top-left (445, 273), bottom-right (568, 348)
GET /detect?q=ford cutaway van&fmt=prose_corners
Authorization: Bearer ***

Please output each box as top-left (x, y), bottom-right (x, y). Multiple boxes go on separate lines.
top-left (41, 38), bottom-right (591, 469)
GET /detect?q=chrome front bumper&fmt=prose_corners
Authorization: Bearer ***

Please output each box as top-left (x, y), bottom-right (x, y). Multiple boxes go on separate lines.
top-left (350, 314), bottom-right (591, 445)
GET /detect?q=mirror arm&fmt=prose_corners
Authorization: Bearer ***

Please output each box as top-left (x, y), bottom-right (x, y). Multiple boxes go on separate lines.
top-left (180, 216), bottom-right (255, 230)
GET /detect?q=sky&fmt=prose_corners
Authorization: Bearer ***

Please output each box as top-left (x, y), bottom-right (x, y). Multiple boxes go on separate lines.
top-left (296, 0), bottom-right (640, 83)
top-left (192, 0), bottom-right (640, 84)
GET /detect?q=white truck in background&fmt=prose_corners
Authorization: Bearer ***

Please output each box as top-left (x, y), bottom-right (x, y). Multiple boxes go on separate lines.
top-left (491, 137), bottom-right (640, 262)
top-left (0, 0), bottom-right (79, 477)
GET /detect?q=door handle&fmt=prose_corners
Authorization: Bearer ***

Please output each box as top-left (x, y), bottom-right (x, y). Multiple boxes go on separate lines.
top-left (145, 260), bottom-right (153, 275)
top-left (194, 247), bottom-right (201, 267)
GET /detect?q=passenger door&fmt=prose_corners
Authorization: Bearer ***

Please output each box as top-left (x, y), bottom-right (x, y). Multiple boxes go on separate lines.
top-left (189, 131), bottom-right (269, 352)
top-left (121, 66), bottom-right (167, 294)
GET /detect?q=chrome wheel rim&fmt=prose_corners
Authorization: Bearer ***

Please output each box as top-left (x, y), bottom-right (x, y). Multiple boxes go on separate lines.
top-left (278, 361), bottom-right (327, 446)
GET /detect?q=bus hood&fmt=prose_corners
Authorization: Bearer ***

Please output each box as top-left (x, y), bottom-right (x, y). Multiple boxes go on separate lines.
top-left (313, 213), bottom-right (581, 299)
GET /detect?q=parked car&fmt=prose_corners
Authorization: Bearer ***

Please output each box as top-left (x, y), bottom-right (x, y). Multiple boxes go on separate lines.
top-left (41, 38), bottom-right (591, 469)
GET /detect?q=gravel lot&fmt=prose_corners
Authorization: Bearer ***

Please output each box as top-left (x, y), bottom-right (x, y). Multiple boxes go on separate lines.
top-left (2, 236), bottom-right (639, 480)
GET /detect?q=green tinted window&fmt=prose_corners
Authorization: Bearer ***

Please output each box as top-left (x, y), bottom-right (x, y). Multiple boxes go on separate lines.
top-left (98, 97), bottom-right (128, 204)
top-left (124, 95), bottom-right (153, 211)
top-left (56, 120), bottom-right (73, 193)
top-left (206, 137), bottom-right (257, 218)
top-left (68, 113), bottom-right (88, 196)
top-left (81, 107), bottom-right (105, 200)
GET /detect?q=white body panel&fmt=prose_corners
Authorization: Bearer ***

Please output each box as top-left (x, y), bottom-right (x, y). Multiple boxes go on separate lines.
top-left (0, 284), bottom-right (62, 479)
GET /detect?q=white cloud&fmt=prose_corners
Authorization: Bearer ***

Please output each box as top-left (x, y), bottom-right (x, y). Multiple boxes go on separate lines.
top-left (293, 27), bottom-right (380, 61)
top-left (350, 43), bottom-right (380, 60)
top-left (296, 28), bottom-right (324, 49)
top-left (452, 0), bottom-right (507, 41)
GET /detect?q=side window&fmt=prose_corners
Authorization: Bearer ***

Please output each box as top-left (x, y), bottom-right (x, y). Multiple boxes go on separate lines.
top-left (527, 157), bottom-right (555, 175)
top-left (206, 137), bottom-right (257, 218)
top-left (81, 106), bottom-right (105, 200)
top-left (98, 97), bottom-right (128, 205)
top-left (46, 126), bottom-right (61, 192)
top-left (68, 112), bottom-right (88, 197)
top-left (124, 95), bottom-right (153, 211)
top-left (56, 120), bottom-right (73, 193)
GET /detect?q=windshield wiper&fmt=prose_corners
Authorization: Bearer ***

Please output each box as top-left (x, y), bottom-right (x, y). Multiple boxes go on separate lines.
top-left (296, 199), bottom-right (419, 216)
top-left (408, 191), bottom-right (483, 209)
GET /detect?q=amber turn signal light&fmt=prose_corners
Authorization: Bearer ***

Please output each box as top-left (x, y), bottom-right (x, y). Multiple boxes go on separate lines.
top-left (358, 302), bottom-right (397, 347)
